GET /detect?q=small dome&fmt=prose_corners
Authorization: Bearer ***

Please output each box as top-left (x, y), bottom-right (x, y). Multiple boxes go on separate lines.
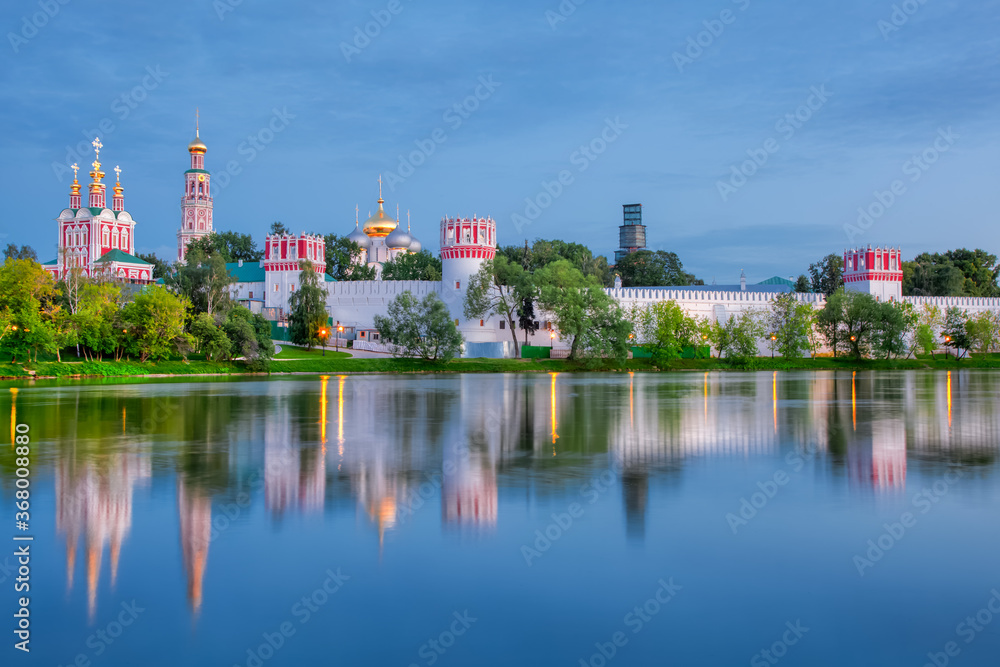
top-left (386, 226), bottom-right (412, 249)
top-left (347, 225), bottom-right (372, 249)
top-left (408, 236), bottom-right (422, 253)
top-left (188, 135), bottom-right (207, 153)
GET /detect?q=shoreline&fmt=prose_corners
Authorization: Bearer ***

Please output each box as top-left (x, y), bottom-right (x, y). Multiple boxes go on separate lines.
top-left (1, 354), bottom-right (998, 381)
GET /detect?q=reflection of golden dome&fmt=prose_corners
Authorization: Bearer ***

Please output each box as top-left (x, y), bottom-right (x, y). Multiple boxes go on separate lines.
top-left (363, 200), bottom-right (397, 238)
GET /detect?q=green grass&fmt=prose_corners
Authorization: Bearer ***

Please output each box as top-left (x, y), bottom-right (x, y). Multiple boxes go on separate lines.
top-left (2, 352), bottom-right (999, 380)
top-left (272, 345), bottom-right (351, 360)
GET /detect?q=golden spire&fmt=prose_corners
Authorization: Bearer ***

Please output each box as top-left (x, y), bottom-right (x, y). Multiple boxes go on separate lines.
top-left (113, 165), bottom-right (123, 197)
top-left (89, 137), bottom-right (105, 190)
top-left (377, 174), bottom-right (383, 204)
top-left (70, 163), bottom-right (81, 196)
top-left (196, 107), bottom-right (200, 137)
top-left (188, 109), bottom-right (207, 153)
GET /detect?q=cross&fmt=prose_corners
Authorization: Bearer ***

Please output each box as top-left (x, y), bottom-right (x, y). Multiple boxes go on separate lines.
top-left (196, 107), bottom-right (200, 134)
top-left (71, 163), bottom-right (79, 179)
top-left (378, 174), bottom-right (382, 200)
top-left (355, 204), bottom-right (359, 224)
top-left (114, 165), bottom-right (121, 181)
top-left (92, 137), bottom-right (102, 157)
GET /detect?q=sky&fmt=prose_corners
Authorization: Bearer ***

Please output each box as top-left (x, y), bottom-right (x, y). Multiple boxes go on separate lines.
top-left (1, 0), bottom-right (998, 283)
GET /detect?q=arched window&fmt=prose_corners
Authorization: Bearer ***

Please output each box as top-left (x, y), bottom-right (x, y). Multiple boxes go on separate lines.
top-left (103, 226), bottom-right (109, 246)
top-left (122, 230), bottom-right (129, 251)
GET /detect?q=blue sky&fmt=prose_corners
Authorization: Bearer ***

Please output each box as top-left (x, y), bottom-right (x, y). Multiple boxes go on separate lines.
top-left (1, 0), bottom-right (998, 282)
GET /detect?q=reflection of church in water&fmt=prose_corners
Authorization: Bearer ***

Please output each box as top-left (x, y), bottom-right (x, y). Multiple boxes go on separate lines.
top-left (53, 370), bottom-right (999, 617)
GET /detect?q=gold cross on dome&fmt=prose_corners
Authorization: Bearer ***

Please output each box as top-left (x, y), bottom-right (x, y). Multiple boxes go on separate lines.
top-left (92, 137), bottom-right (103, 157)
top-left (71, 163), bottom-right (79, 179)
top-left (378, 174), bottom-right (383, 200)
top-left (114, 165), bottom-right (121, 181)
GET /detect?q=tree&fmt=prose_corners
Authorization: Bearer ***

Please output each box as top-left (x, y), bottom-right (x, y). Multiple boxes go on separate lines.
top-left (120, 286), bottom-right (190, 362)
top-left (710, 310), bottom-right (766, 362)
top-left (965, 311), bottom-right (1000, 354)
top-left (808, 254), bottom-right (843, 296)
top-left (0, 259), bottom-right (59, 363)
top-left (287, 262), bottom-right (328, 349)
top-left (634, 300), bottom-right (704, 361)
top-left (904, 249), bottom-right (1000, 297)
top-left (166, 246), bottom-right (233, 315)
top-left (535, 260), bottom-right (627, 360)
top-left (870, 300), bottom-right (912, 359)
top-left (3, 244), bottom-right (37, 261)
top-left (381, 250), bottom-right (442, 281)
top-left (72, 281), bottom-right (123, 361)
top-left (517, 294), bottom-right (539, 346)
top-left (464, 256), bottom-right (529, 356)
top-left (528, 239), bottom-right (613, 286)
top-left (191, 313), bottom-right (232, 361)
top-left (321, 233), bottom-right (378, 281)
top-left (186, 231), bottom-right (262, 263)
top-left (136, 252), bottom-right (171, 279)
top-left (374, 291), bottom-right (463, 362)
top-left (224, 306), bottom-right (275, 371)
top-left (767, 293), bottom-right (814, 359)
top-left (942, 307), bottom-right (971, 358)
top-left (615, 250), bottom-right (701, 287)
top-left (794, 275), bottom-right (811, 293)
top-left (814, 289), bottom-right (845, 357)
top-left (270, 222), bottom-right (290, 236)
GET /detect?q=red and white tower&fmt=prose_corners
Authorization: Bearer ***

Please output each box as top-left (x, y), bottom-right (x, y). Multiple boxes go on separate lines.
top-left (441, 215), bottom-right (497, 342)
top-left (843, 245), bottom-right (903, 302)
top-left (177, 112), bottom-right (213, 263)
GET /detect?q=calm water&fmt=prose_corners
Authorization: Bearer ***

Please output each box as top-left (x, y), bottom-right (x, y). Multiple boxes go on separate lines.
top-left (3, 371), bottom-right (1000, 666)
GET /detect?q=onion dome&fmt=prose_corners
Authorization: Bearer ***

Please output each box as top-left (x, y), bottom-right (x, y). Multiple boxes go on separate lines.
top-left (386, 226), bottom-right (412, 249)
top-left (408, 236), bottom-right (422, 253)
top-left (188, 109), bottom-right (207, 153)
top-left (348, 223), bottom-right (372, 250)
top-left (362, 176), bottom-right (397, 238)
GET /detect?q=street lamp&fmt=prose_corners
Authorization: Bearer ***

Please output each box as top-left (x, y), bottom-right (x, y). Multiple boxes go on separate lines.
top-left (550, 330), bottom-right (555, 350)
top-left (336, 322), bottom-right (343, 352)
top-left (770, 334), bottom-right (776, 359)
top-left (319, 328), bottom-right (327, 357)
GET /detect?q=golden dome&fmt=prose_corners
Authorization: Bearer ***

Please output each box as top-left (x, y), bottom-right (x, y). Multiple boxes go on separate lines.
top-left (362, 200), bottom-right (397, 238)
top-left (188, 134), bottom-right (207, 154)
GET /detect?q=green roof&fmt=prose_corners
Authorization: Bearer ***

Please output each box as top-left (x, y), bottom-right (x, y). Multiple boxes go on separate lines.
top-left (757, 276), bottom-right (795, 286)
top-left (184, 169), bottom-right (210, 174)
top-left (42, 258), bottom-right (58, 265)
top-left (226, 261), bottom-right (266, 282)
top-left (93, 249), bottom-right (153, 265)
top-left (325, 273), bottom-right (337, 282)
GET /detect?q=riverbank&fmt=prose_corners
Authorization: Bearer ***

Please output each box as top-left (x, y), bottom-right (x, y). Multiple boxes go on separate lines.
top-left (1, 353), bottom-right (998, 380)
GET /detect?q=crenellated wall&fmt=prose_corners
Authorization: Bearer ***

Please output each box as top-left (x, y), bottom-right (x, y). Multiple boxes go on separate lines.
top-left (326, 280), bottom-right (442, 329)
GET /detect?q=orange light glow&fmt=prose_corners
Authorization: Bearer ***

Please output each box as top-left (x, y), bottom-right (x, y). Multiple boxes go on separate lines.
top-left (550, 372), bottom-right (559, 446)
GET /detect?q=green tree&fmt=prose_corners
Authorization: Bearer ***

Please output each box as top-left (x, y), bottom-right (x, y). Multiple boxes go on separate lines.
top-left (615, 250), bottom-right (701, 287)
top-left (904, 249), bottom-right (1000, 297)
top-left (635, 300), bottom-right (704, 361)
top-left (710, 310), bottom-right (765, 362)
top-left (224, 306), bottom-right (275, 371)
top-left (0, 259), bottom-right (59, 362)
top-left (808, 254), bottom-right (844, 296)
top-left (3, 244), bottom-right (37, 261)
top-left (186, 231), bottom-right (263, 263)
top-left (517, 295), bottom-right (539, 346)
top-left (287, 262), bottom-right (328, 349)
top-left (191, 312), bottom-right (231, 361)
top-left (767, 293), bottom-right (814, 359)
top-left (915, 324), bottom-right (937, 357)
top-left (166, 246), bottom-right (233, 315)
top-left (374, 291), bottom-right (463, 362)
top-left (942, 307), bottom-right (971, 358)
top-left (270, 222), bottom-right (290, 236)
top-left (535, 260), bottom-right (627, 360)
top-left (120, 286), bottom-right (190, 362)
top-left (814, 289), bottom-right (845, 357)
top-left (794, 275), bottom-right (811, 293)
top-left (321, 233), bottom-right (377, 281)
top-left (72, 282), bottom-right (123, 361)
top-left (464, 256), bottom-right (530, 356)
top-left (381, 250), bottom-right (443, 281)
top-left (870, 300), bottom-right (912, 359)
top-left (965, 311), bottom-right (999, 353)
top-left (136, 252), bottom-right (171, 279)
top-left (529, 239), bottom-right (613, 286)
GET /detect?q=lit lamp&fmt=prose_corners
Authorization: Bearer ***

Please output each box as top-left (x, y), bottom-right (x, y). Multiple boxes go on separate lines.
top-left (771, 334), bottom-right (776, 359)
top-left (336, 322), bottom-right (343, 352)
top-left (550, 330), bottom-right (555, 350)
top-left (319, 328), bottom-right (327, 357)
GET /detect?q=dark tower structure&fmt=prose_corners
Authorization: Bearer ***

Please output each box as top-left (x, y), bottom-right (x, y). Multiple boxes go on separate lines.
top-left (615, 203), bottom-right (647, 263)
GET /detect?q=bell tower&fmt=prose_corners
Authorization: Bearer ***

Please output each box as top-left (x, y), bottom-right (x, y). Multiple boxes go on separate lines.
top-left (177, 110), bottom-right (214, 263)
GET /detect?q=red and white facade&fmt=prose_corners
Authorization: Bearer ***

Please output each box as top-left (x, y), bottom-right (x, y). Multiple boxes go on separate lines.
top-left (263, 232), bottom-right (326, 311)
top-left (177, 127), bottom-right (213, 263)
top-left (843, 246), bottom-right (903, 302)
top-left (441, 215), bottom-right (497, 343)
top-left (45, 139), bottom-right (152, 283)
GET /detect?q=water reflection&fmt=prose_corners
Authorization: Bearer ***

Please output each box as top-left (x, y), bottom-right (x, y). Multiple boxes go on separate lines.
top-left (11, 370), bottom-right (1000, 624)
